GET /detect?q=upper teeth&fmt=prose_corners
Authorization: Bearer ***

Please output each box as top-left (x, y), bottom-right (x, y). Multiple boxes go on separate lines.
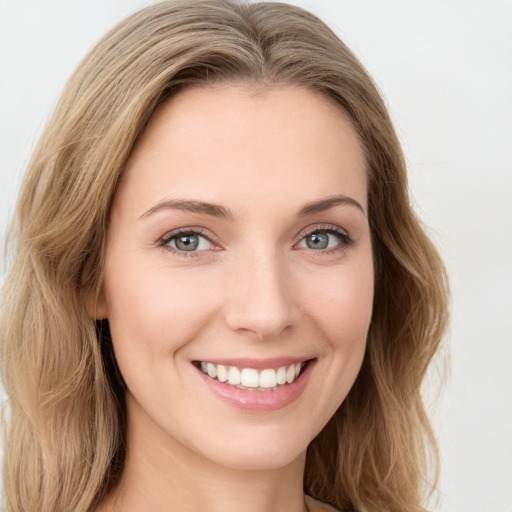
top-left (199, 362), bottom-right (303, 389)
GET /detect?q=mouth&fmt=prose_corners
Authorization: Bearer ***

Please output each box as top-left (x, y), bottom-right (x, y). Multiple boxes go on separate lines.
top-left (193, 357), bottom-right (316, 412)
top-left (193, 359), bottom-right (313, 392)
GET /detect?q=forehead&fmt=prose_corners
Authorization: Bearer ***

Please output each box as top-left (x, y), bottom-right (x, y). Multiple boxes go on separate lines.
top-left (116, 84), bottom-right (367, 218)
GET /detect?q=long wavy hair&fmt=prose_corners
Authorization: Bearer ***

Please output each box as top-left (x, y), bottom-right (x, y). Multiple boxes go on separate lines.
top-left (1, 1), bottom-right (449, 511)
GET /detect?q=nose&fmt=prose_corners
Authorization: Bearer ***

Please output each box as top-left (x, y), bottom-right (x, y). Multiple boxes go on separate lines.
top-left (223, 248), bottom-right (300, 340)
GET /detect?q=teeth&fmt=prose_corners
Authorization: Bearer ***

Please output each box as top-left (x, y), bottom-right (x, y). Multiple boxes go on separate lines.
top-left (286, 365), bottom-right (295, 384)
top-left (276, 366), bottom-right (287, 385)
top-left (228, 366), bottom-right (241, 385)
top-left (198, 362), bottom-right (306, 390)
top-left (241, 368), bottom-right (259, 387)
top-left (207, 362), bottom-right (217, 379)
top-left (260, 369), bottom-right (277, 388)
top-left (217, 364), bottom-right (228, 382)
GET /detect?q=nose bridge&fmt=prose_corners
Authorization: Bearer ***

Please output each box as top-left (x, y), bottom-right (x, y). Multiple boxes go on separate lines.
top-left (224, 242), bottom-right (298, 339)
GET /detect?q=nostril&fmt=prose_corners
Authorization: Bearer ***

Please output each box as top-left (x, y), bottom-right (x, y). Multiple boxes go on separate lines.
top-left (223, 267), bottom-right (300, 338)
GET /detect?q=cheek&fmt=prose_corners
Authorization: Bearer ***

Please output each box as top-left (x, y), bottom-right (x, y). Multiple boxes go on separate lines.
top-left (307, 259), bottom-right (374, 349)
top-left (103, 256), bottom-right (220, 361)
top-left (288, 256), bottom-right (373, 438)
top-left (306, 255), bottom-right (373, 393)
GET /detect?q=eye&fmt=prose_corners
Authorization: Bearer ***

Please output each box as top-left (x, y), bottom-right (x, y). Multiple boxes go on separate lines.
top-left (296, 227), bottom-right (352, 251)
top-left (161, 230), bottom-right (214, 252)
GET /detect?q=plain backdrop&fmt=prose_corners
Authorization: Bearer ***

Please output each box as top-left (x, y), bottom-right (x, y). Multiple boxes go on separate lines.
top-left (1, 1), bottom-right (511, 511)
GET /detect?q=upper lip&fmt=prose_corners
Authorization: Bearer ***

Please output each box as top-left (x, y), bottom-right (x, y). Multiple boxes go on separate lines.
top-left (192, 357), bottom-right (314, 370)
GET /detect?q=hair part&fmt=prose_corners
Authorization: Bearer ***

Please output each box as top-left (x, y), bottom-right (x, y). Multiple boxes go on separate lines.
top-left (1, 1), bottom-right (449, 511)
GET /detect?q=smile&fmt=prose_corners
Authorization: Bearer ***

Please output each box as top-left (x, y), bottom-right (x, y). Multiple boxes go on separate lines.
top-left (198, 361), bottom-right (306, 391)
top-left (193, 358), bottom-right (316, 411)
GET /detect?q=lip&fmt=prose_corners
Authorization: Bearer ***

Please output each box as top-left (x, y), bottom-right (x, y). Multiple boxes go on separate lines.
top-left (193, 358), bottom-right (316, 412)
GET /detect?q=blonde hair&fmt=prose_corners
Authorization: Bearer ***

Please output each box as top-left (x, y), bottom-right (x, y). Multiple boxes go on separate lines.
top-left (1, 1), bottom-right (449, 511)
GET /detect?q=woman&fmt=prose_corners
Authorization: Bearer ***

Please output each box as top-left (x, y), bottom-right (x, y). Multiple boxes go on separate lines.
top-left (0, 1), bottom-right (449, 511)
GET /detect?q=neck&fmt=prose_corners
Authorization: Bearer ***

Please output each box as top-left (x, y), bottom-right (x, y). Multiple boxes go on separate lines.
top-left (99, 396), bottom-right (308, 512)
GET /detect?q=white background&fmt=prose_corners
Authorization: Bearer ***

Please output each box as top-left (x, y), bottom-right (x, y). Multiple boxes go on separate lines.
top-left (1, 1), bottom-right (511, 511)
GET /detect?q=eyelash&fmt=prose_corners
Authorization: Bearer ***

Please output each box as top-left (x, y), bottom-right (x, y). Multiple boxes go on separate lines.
top-left (157, 224), bottom-right (353, 257)
top-left (157, 228), bottom-right (220, 257)
top-left (294, 224), bottom-right (353, 255)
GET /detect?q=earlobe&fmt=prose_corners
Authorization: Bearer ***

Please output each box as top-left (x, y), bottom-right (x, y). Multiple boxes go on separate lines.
top-left (86, 288), bottom-right (109, 320)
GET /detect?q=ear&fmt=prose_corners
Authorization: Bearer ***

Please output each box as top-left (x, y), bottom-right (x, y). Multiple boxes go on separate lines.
top-left (86, 286), bottom-right (109, 320)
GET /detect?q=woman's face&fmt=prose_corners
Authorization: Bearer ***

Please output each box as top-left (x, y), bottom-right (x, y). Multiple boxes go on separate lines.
top-left (97, 85), bottom-right (374, 470)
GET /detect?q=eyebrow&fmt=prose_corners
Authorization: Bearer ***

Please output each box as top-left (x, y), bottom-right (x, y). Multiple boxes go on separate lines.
top-left (140, 199), bottom-right (234, 220)
top-left (298, 195), bottom-right (366, 217)
top-left (140, 194), bottom-right (366, 220)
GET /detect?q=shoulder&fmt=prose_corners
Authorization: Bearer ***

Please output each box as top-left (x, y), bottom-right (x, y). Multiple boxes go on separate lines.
top-left (305, 495), bottom-right (340, 512)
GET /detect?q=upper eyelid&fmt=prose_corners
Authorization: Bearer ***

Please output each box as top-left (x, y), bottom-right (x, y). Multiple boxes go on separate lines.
top-left (158, 227), bottom-right (219, 246)
top-left (295, 223), bottom-right (349, 241)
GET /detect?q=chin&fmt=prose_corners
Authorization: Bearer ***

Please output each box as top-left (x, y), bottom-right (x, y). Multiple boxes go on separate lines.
top-left (190, 422), bottom-right (314, 471)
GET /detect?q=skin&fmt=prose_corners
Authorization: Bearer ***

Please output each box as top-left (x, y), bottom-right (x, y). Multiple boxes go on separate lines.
top-left (94, 84), bottom-right (374, 512)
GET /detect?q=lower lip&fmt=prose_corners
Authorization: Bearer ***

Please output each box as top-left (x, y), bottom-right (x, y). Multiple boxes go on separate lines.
top-left (195, 361), bottom-right (315, 412)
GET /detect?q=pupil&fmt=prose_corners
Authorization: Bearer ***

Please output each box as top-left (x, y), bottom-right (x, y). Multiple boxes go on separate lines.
top-left (307, 232), bottom-right (328, 249)
top-left (176, 234), bottom-right (199, 251)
